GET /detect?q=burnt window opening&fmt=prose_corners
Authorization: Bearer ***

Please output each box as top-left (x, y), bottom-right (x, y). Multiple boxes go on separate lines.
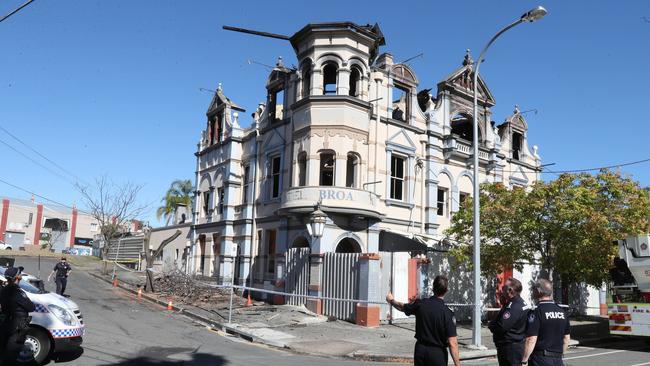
top-left (202, 191), bottom-right (211, 217)
top-left (323, 63), bottom-right (338, 95)
top-left (208, 119), bottom-right (215, 144)
top-left (392, 83), bottom-right (410, 122)
top-left (512, 132), bottom-right (523, 160)
top-left (437, 188), bottom-right (447, 216)
top-left (346, 153), bottom-right (359, 188)
top-left (270, 156), bottom-right (281, 198)
top-left (451, 114), bottom-right (478, 142)
top-left (269, 89), bottom-right (285, 122)
top-left (301, 62), bottom-right (311, 98)
top-left (320, 152), bottom-right (335, 186)
top-left (297, 153), bottom-right (307, 187)
top-left (349, 66), bottom-right (362, 97)
top-left (217, 187), bottom-right (225, 215)
top-left (417, 89), bottom-right (432, 113)
top-left (390, 155), bottom-right (405, 200)
top-left (215, 113), bottom-right (223, 143)
top-left (459, 192), bottom-right (469, 207)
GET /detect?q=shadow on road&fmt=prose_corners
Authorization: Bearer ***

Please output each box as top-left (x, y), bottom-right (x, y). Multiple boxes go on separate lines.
top-left (101, 353), bottom-right (227, 366)
top-left (50, 347), bottom-right (84, 363)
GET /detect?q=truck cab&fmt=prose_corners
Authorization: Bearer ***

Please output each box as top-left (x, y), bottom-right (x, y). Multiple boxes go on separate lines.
top-left (608, 234), bottom-right (650, 336)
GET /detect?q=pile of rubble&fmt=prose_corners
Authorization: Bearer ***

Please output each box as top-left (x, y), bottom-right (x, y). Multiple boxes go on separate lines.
top-left (153, 270), bottom-right (232, 306)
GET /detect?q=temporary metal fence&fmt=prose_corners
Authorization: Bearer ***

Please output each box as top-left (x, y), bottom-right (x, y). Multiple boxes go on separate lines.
top-left (285, 248), bottom-right (310, 306)
top-left (322, 252), bottom-right (361, 321)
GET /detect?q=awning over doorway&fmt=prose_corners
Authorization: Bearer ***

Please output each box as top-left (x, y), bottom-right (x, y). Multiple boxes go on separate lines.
top-left (379, 230), bottom-right (428, 252)
top-left (43, 218), bottom-right (68, 231)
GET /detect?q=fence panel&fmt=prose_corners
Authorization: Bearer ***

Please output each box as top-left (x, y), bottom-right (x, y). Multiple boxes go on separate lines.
top-left (322, 252), bottom-right (360, 321)
top-left (285, 248), bottom-right (310, 306)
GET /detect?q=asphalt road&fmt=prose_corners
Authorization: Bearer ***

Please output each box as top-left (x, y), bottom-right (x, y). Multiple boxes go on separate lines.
top-left (8, 257), bottom-right (650, 366)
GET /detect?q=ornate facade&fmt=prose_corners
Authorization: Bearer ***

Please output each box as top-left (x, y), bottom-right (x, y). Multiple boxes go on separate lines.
top-left (187, 22), bottom-right (541, 325)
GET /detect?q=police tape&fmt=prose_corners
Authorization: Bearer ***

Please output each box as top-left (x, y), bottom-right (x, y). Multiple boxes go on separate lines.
top-left (197, 280), bottom-right (503, 311)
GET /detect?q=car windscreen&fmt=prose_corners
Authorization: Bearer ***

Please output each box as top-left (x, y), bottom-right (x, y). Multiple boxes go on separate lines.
top-left (19, 279), bottom-right (46, 294)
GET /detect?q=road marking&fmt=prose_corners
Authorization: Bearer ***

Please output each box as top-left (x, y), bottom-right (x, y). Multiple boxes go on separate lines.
top-left (628, 363), bottom-right (650, 366)
top-left (563, 349), bottom-right (625, 360)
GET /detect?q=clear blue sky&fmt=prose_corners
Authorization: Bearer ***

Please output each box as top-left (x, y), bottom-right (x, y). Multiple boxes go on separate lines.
top-left (1, 0), bottom-right (649, 226)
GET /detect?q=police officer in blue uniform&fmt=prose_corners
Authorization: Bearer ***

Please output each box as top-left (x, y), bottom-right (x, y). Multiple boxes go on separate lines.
top-left (0, 267), bottom-right (36, 364)
top-left (521, 279), bottom-right (571, 366)
top-left (489, 277), bottom-right (529, 366)
top-left (386, 275), bottom-right (461, 366)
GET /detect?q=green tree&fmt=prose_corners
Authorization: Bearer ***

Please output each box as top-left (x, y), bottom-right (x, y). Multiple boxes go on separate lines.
top-left (157, 179), bottom-right (194, 225)
top-left (446, 170), bottom-right (650, 287)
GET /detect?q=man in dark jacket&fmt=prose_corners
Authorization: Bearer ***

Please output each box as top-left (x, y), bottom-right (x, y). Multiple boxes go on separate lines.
top-left (386, 275), bottom-right (461, 366)
top-left (0, 266), bottom-right (36, 364)
top-left (489, 277), bottom-right (529, 366)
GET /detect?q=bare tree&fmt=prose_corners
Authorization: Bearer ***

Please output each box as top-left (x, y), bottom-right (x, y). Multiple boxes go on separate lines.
top-left (76, 175), bottom-right (148, 272)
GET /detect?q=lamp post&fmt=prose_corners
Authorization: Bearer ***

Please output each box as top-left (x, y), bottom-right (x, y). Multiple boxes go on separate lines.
top-left (470, 6), bottom-right (547, 348)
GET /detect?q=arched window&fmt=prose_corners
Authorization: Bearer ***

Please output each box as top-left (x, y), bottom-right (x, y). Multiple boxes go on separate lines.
top-left (319, 152), bottom-right (335, 186)
top-left (346, 153), bottom-right (359, 188)
top-left (335, 238), bottom-right (361, 253)
top-left (323, 63), bottom-right (338, 95)
top-left (301, 61), bottom-right (312, 99)
top-left (349, 66), bottom-right (361, 97)
top-left (292, 236), bottom-right (310, 249)
top-left (297, 152), bottom-right (307, 187)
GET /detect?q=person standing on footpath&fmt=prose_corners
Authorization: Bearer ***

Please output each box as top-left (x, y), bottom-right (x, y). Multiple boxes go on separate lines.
top-left (386, 275), bottom-right (461, 366)
top-left (48, 257), bottom-right (72, 296)
top-left (0, 267), bottom-right (36, 365)
top-left (521, 279), bottom-right (571, 366)
top-left (489, 277), bottom-right (529, 366)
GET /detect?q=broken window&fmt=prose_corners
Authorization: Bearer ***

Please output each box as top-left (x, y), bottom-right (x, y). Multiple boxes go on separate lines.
top-left (297, 153), bottom-right (307, 187)
top-left (451, 114), bottom-right (475, 141)
top-left (270, 156), bottom-right (281, 198)
top-left (266, 230), bottom-right (276, 275)
top-left (512, 132), bottom-right (523, 160)
top-left (459, 192), bottom-right (469, 207)
top-left (392, 83), bottom-right (410, 122)
top-left (323, 63), bottom-right (338, 95)
top-left (320, 152), bottom-right (335, 186)
top-left (217, 187), bottom-right (225, 215)
top-left (349, 66), bottom-right (361, 97)
top-left (215, 113), bottom-right (223, 143)
top-left (242, 165), bottom-right (250, 204)
top-left (346, 153), bottom-right (359, 188)
top-left (390, 155), bottom-right (405, 200)
top-left (208, 119), bottom-right (215, 144)
top-left (437, 188), bottom-right (447, 216)
top-left (202, 191), bottom-right (211, 217)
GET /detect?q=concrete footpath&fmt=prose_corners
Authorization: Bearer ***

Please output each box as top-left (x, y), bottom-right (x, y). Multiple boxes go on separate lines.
top-left (91, 268), bottom-right (603, 364)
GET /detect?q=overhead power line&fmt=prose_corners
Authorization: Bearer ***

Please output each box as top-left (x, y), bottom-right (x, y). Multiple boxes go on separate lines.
top-left (0, 177), bottom-right (85, 213)
top-left (542, 157), bottom-right (650, 174)
top-left (0, 0), bottom-right (37, 24)
top-left (0, 125), bottom-right (88, 185)
top-left (0, 137), bottom-right (77, 186)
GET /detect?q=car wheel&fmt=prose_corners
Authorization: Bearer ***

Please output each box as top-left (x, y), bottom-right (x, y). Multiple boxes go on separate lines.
top-left (16, 328), bottom-right (51, 365)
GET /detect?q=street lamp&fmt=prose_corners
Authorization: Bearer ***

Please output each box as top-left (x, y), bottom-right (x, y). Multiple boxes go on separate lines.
top-left (306, 202), bottom-right (327, 239)
top-left (470, 6), bottom-right (547, 348)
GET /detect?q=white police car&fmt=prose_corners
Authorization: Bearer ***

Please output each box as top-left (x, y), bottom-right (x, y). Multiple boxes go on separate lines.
top-left (0, 269), bottom-right (84, 364)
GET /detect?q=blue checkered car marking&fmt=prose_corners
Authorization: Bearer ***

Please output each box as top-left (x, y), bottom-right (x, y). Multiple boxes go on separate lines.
top-left (33, 304), bottom-right (49, 313)
top-left (50, 327), bottom-right (84, 338)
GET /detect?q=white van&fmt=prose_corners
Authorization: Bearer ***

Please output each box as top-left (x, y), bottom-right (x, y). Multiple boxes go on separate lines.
top-left (0, 269), bottom-right (84, 364)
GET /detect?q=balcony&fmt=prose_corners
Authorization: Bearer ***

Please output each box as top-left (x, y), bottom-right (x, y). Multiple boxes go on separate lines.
top-left (444, 136), bottom-right (491, 161)
top-left (278, 186), bottom-right (384, 219)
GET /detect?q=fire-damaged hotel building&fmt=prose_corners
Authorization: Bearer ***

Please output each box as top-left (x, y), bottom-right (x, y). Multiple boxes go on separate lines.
top-left (186, 22), bottom-right (542, 326)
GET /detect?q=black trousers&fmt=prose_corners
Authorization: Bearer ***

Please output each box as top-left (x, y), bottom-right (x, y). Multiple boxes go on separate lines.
top-left (414, 342), bottom-right (448, 366)
top-left (0, 317), bottom-right (30, 364)
top-left (55, 277), bottom-right (67, 295)
top-left (496, 341), bottom-right (525, 366)
top-left (530, 353), bottom-right (564, 366)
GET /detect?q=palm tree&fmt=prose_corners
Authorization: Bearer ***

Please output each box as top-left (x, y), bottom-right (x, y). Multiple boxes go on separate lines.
top-left (157, 179), bottom-right (194, 225)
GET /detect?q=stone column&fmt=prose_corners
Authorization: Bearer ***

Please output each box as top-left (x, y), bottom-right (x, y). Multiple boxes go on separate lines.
top-left (272, 220), bottom-right (289, 304)
top-left (356, 253), bottom-right (381, 327)
top-left (337, 68), bottom-right (350, 96)
top-left (335, 155), bottom-right (347, 187)
top-left (306, 250), bottom-right (324, 315)
top-left (312, 69), bottom-right (323, 95)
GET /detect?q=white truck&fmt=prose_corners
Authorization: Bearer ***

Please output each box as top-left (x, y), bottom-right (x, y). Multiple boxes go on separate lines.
top-left (608, 234), bottom-right (650, 337)
top-left (0, 268), bottom-right (84, 364)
